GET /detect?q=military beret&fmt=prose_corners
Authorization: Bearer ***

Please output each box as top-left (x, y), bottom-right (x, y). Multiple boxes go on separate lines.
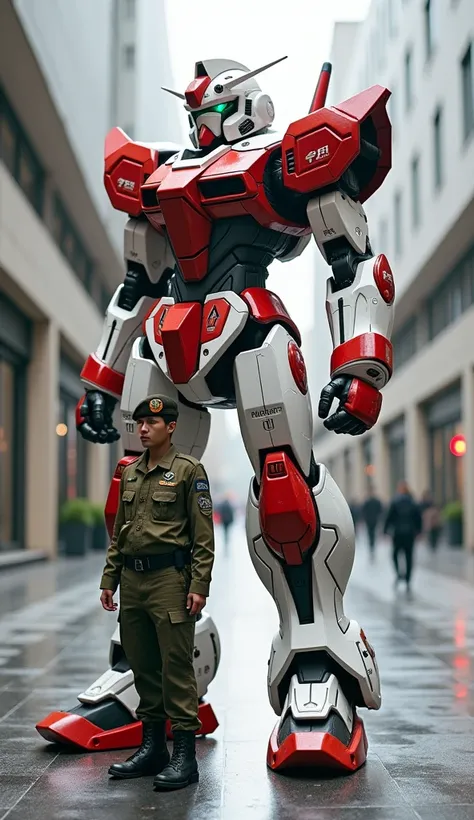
top-left (132, 395), bottom-right (179, 421)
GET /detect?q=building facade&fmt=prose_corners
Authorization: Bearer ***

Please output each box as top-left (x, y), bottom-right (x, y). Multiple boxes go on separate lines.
top-left (312, 0), bottom-right (474, 547)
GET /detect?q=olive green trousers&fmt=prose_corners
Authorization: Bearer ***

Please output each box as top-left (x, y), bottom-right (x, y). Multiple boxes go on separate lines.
top-left (119, 564), bottom-right (200, 732)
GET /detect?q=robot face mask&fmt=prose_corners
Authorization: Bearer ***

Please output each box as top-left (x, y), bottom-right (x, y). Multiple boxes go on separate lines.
top-left (162, 57), bottom-right (285, 149)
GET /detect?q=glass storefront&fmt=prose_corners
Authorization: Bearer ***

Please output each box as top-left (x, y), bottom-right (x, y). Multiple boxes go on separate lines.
top-left (57, 356), bottom-right (89, 511)
top-left (0, 295), bottom-right (30, 550)
top-left (425, 385), bottom-right (463, 507)
top-left (385, 416), bottom-right (406, 497)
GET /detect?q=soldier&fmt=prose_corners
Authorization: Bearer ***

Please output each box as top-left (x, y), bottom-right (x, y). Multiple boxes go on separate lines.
top-left (99, 394), bottom-right (215, 791)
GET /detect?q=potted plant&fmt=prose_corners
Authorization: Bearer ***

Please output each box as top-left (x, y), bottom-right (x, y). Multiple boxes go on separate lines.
top-left (90, 503), bottom-right (107, 551)
top-left (442, 500), bottom-right (463, 548)
top-left (59, 498), bottom-right (94, 556)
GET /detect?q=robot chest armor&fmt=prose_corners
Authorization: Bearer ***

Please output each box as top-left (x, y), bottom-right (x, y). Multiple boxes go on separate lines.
top-left (140, 142), bottom-right (309, 283)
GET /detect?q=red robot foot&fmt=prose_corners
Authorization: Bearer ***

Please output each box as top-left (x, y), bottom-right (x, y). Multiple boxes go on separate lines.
top-left (36, 700), bottom-right (218, 751)
top-left (267, 712), bottom-right (368, 773)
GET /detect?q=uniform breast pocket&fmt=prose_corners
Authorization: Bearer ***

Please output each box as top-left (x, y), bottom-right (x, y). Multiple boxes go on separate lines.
top-left (151, 491), bottom-right (177, 522)
top-left (122, 490), bottom-right (136, 522)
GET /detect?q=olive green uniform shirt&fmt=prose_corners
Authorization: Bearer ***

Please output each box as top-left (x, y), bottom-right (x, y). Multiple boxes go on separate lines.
top-left (100, 445), bottom-right (215, 597)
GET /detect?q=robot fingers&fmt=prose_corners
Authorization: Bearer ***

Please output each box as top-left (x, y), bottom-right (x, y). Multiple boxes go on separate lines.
top-left (318, 376), bottom-right (350, 419)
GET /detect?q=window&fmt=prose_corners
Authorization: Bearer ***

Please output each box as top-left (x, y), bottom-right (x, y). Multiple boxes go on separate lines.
top-left (124, 0), bottom-right (135, 19)
top-left (0, 86), bottom-right (44, 215)
top-left (461, 43), bottom-right (474, 141)
top-left (393, 317), bottom-right (418, 368)
top-left (433, 106), bottom-right (443, 189)
top-left (123, 44), bottom-right (135, 70)
top-left (394, 190), bottom-right (403, 257)
top-left (388, 0), bottom-right (397, 37)
top-left (404, 48), bottom-right (413, 111)
top-left (428, 241), bottom-right (474, 339)
top-left (424, 0), bottom-right (438, 60)
top-left (411, 155), bottom-right (421, 229)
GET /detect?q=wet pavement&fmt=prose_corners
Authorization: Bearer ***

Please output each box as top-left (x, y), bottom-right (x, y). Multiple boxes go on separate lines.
top-left (0, 525), bottom-right (474, 819)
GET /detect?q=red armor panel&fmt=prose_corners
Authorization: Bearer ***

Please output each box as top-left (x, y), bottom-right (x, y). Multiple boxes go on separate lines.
top-left (241, 288), bottom-right (302, 346)
top-left (201, 298), bottom-right (231, 344)
top-left (153, 304), bottom-right (172, 345)
top-left (259, 452), bottom-right (318, 565)
top-left (185, 77), bottom-right (211, 108)
top-left (282, 86), bottom-right (391, 204)
top-left (161, 303), bottom-right (202, 383)
top-left (288, 341), bottom-right (308, 395)
top-left (373, 254), bottom-right (395, 305)
top-left (330, 333), bottom-right (393, 378)
top-left (105, 456), bottom-right (140, 537)
top-left (343, 379), bottom-right (382, 429)
top-left (80, 354), bottom-right (125, 397)
top-left (200, 147), bottom-right (310, 235)
top-left (104, 127), bottom-right (158, 216)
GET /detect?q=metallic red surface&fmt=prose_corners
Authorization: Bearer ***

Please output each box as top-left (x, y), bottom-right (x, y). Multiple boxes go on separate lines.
top-left (75, 395), bottom-right (86, 428)
top-left (185, 77), bottom-right (211, 108)
top-left (200, 146), bottom-right (310, 233)
top-left (161, 302), bottom-right (202, 383)
top-left (373, 254), bottom-right (395, 304)
top-left (104, 127), bottom-right (158, 216)
top-left (201, 298), bottom-right (231, 344)
top-left (36, 701), bottom-right (218, 750)
top-left (343, 379), bottom-right (382, 429)
top-left (152, 303), bottom-right (172, 345)
top-left (259, 452), bottom-right (317, 565)
top-left (80, 354), bottom-right (125, 398)
top-left (334, 85), bottom-right (392, 203)
top-left (288, 340), bottom-right (308, 394)
top-left (267, 715), bottom-right (368, 771)
top-left (105, 456), bottom-right (140, 537)
top-left (330, 333), bottom-right (393, 378)
top-left (241, 288), bottom-right (302, 346)
top-left (282, 86), bottom-right (391, 203)
top-left (198, 124), bottom-right (216, 147)
top-left (310, 63), bottom-right (332, 113)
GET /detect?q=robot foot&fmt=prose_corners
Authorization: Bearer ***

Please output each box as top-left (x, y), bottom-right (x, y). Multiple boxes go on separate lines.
top-left (267, 710), bottom-right (368, 774)
top-left (36, 700), bottom-right (219, 752)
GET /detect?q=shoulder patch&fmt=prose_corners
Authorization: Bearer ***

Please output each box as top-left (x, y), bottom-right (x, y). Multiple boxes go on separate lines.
top-left (197, 494), bottom-right (213, 516)
top-left (195, 479), bottom-right (209, 492)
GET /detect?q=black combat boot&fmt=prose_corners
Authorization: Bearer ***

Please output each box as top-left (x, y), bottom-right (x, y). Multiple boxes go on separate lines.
top-left (153, 730), bottom-right (198, 790)
top-left (108, 721), bottom-right (170, 779)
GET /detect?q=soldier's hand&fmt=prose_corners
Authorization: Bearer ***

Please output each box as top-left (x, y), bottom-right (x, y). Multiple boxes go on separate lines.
top-left (186, 593), bottom-right (206, 617)
top-left (100, 590), bottom-right (118, 611)
top-left (77, 390), bottom-right (121, 444)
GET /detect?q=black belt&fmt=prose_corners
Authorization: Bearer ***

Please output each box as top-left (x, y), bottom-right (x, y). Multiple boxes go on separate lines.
top-left (123, 549), bottom-right (191, 573)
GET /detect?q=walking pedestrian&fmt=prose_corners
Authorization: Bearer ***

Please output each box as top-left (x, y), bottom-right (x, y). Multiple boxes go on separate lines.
top-left (384, 480), bottom-right (422, 591)
top-left (361, 489), bottom-right (384, 558)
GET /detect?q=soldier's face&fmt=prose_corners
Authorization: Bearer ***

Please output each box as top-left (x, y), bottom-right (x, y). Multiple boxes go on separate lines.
top-left (136, 417), bottom-right (176, 448)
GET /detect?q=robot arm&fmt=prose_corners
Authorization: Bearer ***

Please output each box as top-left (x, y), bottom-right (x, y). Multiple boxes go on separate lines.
top-left (77, 217), bottom-right (175, 443)
top-left (308, 191), bottom-right (394, 435)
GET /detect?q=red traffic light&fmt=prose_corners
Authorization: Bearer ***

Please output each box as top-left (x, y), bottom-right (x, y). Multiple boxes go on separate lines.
top-left (450, 434), bottom-right (467, 457)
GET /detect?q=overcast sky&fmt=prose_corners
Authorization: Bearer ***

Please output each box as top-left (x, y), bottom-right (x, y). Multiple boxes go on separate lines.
top-left (164, 0), bottom-right (371, 333)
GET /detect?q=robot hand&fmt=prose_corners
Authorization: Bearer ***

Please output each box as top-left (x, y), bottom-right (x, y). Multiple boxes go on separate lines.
top-left (318, 375), bottom-right (382, 436)
top-left (76, 391), bottom-right (121, 444)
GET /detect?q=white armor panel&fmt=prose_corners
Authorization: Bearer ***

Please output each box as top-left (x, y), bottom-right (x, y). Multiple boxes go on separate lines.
top-left (246, 465), bottom-right (381, 714)
top-left (78, 613), bottom-right (220, 717)
top-left (123, 217), bottom-right (175, 283)
top-left (234, 324), bottom-right (313, 479)
top-left (119, 338), bottom-right (210, 458)
top-left (282, 673), bottom-right (354, 735)
top-left (307, 191), bottom-right (368, 260)
top-left (325, 256), bottom-right (394, 388)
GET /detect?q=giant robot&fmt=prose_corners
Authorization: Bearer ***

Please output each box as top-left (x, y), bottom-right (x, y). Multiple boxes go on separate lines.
top-left (37, 57), bottom-right (394, 772)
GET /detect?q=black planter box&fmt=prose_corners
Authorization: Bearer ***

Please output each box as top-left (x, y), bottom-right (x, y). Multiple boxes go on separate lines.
top-left (60, 523), bottom-right (92, 556)
top-left (92, 524), bottom-right (107, 551)
top-left (447, 518), bottom-right (463, 548)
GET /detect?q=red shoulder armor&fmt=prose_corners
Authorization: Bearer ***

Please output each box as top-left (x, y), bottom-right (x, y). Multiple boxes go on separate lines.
top-left (104, 127), bottom-right (159, 216)
top-left (281, 85), bottom-right (391, 203)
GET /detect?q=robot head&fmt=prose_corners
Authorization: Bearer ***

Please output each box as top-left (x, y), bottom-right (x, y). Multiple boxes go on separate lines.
top-left (162, 57), bottom-right (286, 149)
